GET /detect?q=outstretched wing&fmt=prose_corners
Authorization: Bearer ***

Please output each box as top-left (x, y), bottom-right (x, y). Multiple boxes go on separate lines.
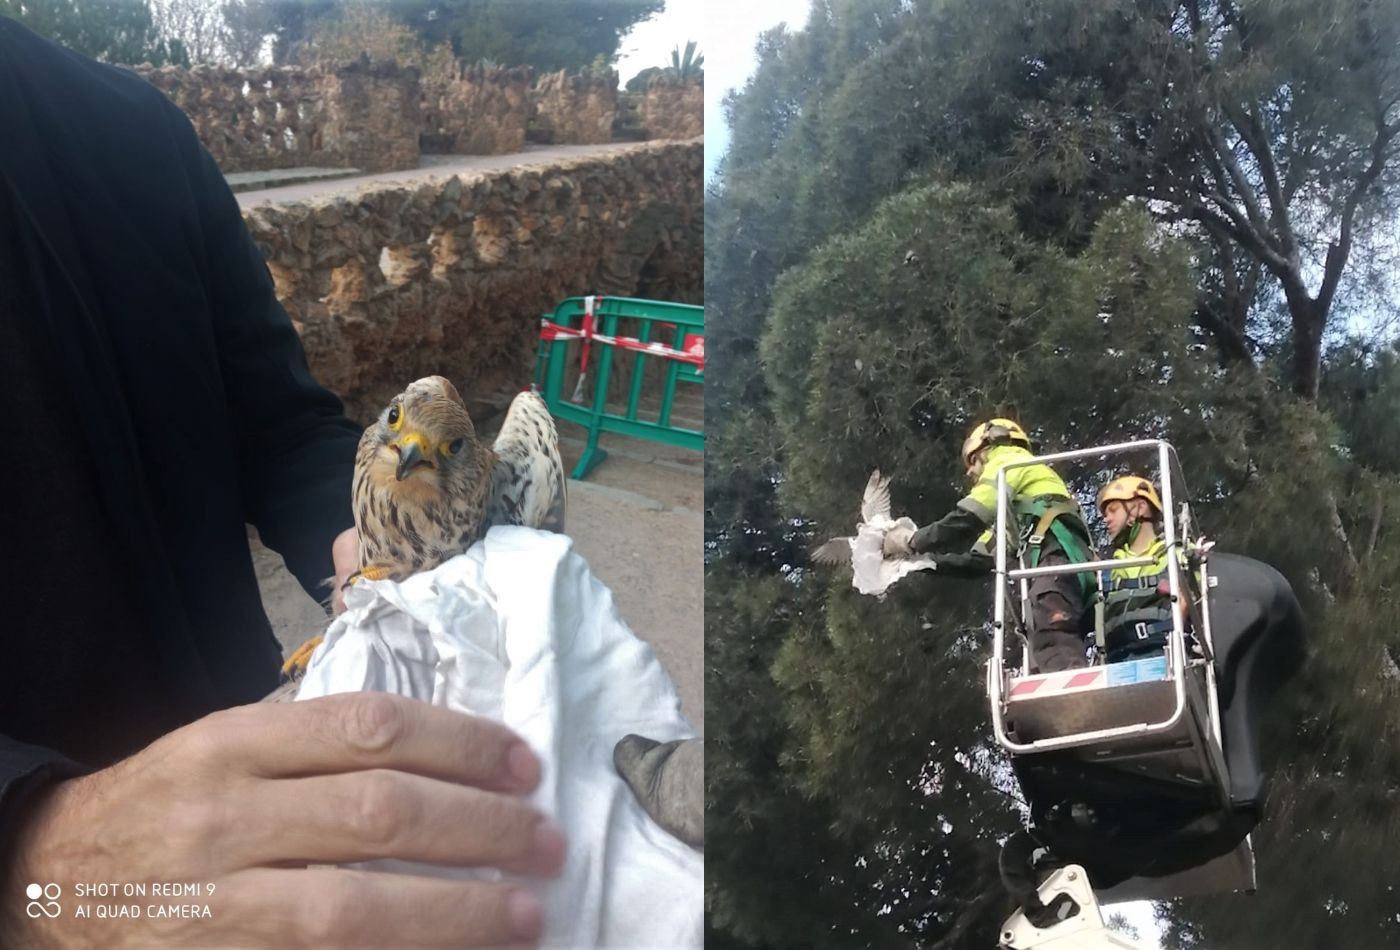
top-left (812, 537), bottom-right (854, 565)
top-left (485, 390), bottom-right (567, 532)
top-left (859, 469), bottom-right (892, 523)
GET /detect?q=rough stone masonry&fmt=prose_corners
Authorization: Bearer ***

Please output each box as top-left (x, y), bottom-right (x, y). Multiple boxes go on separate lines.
top-left (241, 139), bottom-right (704, 423)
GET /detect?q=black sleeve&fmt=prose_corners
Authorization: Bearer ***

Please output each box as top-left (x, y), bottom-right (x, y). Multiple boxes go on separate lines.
top-left (0, 741), bottom-right (90, 880)
top-left (910, 505), bottom-right (988, 556)
top-left (930, 551), bottom-right (996, 577)
top-left (176, 108), bottom-right (363, 596)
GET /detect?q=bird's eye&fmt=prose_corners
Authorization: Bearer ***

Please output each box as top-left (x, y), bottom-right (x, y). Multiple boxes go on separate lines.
top-left (447, 438), bottom-right (464, 455)
top-left (387, 404), bottom-right (402, 429)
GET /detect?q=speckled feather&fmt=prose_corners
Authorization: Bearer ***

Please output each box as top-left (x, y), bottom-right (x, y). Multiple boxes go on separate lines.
top-left (486, 390), bottom-right (567, 533)
top-left (352, 377), bottom-right (566, 581)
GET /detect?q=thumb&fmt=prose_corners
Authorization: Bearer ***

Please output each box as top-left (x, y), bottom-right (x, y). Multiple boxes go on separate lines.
top-left (330, 527), bottom-right (359, 614)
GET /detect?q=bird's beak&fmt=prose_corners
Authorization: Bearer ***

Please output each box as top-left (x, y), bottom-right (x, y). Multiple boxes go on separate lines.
top-left (393, 432), bottom-right (434, 481)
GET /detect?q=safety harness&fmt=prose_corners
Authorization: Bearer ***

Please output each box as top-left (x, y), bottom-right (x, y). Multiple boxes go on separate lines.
top-left (1013, 495), bottom-right (1096, 598)
top-left (1099, 540), bottom-right (1177, 661)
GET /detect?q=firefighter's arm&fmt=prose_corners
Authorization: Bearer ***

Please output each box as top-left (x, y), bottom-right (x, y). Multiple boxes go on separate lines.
top-left (909, 499), bottom-right (990, 555)
top-left (930, 549), bottom-right (996, 576)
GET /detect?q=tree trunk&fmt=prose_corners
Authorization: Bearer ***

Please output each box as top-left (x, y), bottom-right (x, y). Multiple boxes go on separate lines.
top-left (1281, 282), bottom-right (1325, 402)
top-left (1291, 319), bottom-right (1323, 402)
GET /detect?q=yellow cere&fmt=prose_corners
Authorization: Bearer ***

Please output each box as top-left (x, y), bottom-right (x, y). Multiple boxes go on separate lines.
top-left (398, 431), bottom-right (430, 453)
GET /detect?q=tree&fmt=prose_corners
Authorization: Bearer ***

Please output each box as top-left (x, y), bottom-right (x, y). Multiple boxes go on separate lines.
top-left (667, 39), bottom-right (703, 81)
top-left (150, 0), bottom-right (228, 64)
top-left (219, 0), bottom-right (271, 66)
top-left (807, 0), bottom-right (1400, 402)
top-left (705, 0), bottom-right (1400, 945)
top-left (299, 0), bottom-right (453, 80)
top-left (385, 0), bottom-right (663, 73)
top-left (1, 0), bottom-right (182, 64)
top-left (625, 65), bottom-right (663, 93)
top-left (219, 0), bottom-right (336, 66)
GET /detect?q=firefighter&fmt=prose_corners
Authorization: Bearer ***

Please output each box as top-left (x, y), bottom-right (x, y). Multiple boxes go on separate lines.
top-left (885, 419), bottom-right (1096, 672)
top-left (1096, 475), bottom-right (1189, 663)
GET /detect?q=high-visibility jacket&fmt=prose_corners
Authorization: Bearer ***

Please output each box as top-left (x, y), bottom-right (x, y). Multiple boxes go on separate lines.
top-left (1102, 537), bottom-right (1184, 659)
top-left (911, 445), bottom-right (1094, 588)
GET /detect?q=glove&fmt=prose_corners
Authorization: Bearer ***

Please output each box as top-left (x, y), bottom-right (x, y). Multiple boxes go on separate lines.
top-left (882, 523), bottom-right (916, 557)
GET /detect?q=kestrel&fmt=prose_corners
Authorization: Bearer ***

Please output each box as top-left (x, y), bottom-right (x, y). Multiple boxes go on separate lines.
top-left (812, 470), bottom-right (939, 598)
top-left (282, 376), bottom-right (566, 674)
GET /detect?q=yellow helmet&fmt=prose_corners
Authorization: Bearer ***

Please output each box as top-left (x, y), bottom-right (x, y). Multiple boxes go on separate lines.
top-left (962, 418), bottom-right (1031, 465)
top-left (1097, 475), bottom-right (1163, 516)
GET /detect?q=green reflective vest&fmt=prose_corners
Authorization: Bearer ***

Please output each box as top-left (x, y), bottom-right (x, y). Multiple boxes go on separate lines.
top-left (964, 445), bottom-right (1095, 593)
top-left (1103, 537), bottom-right (1183, 647)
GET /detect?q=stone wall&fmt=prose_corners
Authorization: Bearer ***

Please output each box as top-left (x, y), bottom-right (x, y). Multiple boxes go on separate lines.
top-left (320, 58), bottom-right (422, 172)
top-left (242, 141), bottom-right (703, 422)
top-left (532, 70), bottom-right (618, 145)
top-left (137, 59), bottom-right (419, 173)
top-left (140, 60), bottom-right (699, 174)
top-left (420, 64), bottom-right (533, 155)
top-left (639, 78), bottom-right (703, 140)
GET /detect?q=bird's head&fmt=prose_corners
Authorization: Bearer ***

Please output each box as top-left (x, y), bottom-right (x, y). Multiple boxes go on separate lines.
top-left (368, 376), bottom-right (485, 491)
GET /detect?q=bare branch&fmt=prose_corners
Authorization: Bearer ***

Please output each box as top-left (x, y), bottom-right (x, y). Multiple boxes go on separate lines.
top-left (1191, 221), bottom-right (1259, 364)
top-left (1317, 117), bottom-right (1400, 318)
top-left (1223, 101), bottom-right (1297, 255)
top-left (1186, 0), bottom-right (1203, 34)
top-left (1203, 121), bottom-right (1279, 251)
top-left (1328, 492), bottom-right (1360, 584)
top-left (1168, 192), bottom-right (1290, 273)
top-left (1367, 487), bottom-right (1383, 560)
top-left (1194, 299), bottom-right (1255, 364)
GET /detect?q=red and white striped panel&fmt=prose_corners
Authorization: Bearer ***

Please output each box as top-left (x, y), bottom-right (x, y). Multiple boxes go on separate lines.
top-left (1008, 668), bottom-right (1106, 698)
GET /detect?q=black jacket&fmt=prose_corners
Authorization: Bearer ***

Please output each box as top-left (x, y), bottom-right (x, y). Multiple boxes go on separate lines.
top-left (0, 17), bottom-right (361, 848)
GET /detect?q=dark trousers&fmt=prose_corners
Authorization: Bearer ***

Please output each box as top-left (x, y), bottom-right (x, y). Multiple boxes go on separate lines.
top-left (1026, 532), bottom-right (1089, 673)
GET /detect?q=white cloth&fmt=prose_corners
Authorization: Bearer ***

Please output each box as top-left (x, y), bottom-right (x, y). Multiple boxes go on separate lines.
top-left (851, 516), bottom-right (939, 598)
top-left (295, 526), bottom-right (702, 948)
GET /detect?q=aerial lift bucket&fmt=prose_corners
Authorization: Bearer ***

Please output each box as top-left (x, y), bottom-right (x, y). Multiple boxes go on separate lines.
top-left (987, 440), bottom-right (1304, 906)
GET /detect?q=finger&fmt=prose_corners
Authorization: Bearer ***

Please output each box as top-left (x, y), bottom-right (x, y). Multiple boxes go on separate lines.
top-left (331, 528), bottom-right (358, 615)
top-left (218, 866), bottom-right (545, 949)
top-left (211, 694), bottom-right (541, 793)
top-left (236, 770), bottom-right (566, 875)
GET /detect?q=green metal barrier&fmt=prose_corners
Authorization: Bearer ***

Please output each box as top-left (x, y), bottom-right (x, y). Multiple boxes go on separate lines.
top-left (535, 295), bottom-right (703, 480)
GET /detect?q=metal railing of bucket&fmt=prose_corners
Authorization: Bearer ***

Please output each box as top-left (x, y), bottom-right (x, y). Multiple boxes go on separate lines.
top-left (535, 295), bottom-right (703, 479)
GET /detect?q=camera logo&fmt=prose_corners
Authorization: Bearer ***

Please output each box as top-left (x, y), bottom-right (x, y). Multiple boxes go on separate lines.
top-left (25, 882), bottom-right (62, 918)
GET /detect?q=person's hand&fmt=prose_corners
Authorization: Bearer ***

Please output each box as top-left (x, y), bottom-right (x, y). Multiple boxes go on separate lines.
top-left (882, 524), bottom-right (916, 558)
top-left (330, 526), bottom-right (359, 614)
top-left (1, 693), bottom-right (565, 949)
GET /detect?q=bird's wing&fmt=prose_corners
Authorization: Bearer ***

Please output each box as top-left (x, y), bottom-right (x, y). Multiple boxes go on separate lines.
top-left (812, 538), bottom-right (855, 565)
top-left (850, 521), bottom-right (939, 596)
top-left (485, 390), bottom-right (567, 532)
top-left (860, 469), bottom-right (892, 523)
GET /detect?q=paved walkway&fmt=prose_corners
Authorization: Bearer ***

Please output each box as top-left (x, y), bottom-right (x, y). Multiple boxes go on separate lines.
top-left (235, 141), bottom-right (654, 208)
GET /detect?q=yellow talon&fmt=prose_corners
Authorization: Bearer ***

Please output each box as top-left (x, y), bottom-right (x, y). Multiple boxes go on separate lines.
top-left (281, 636), bottom-right (323, 677)
top-left (341, 564), bottom-right (394, 591)
top-left (284, 565), bottom-right (395, 679)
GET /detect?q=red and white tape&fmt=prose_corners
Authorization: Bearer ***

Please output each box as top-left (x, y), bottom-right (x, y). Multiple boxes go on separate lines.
top-left (539, 296), bottom-right (704, 372)
top-left (1008, 669), bottom-right (1106, 697)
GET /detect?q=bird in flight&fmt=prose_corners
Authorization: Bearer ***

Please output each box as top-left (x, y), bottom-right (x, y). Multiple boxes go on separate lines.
top-left (282, 376), bottom-right (566, 675)
top-left (812, 470), bottom-right (939, 598)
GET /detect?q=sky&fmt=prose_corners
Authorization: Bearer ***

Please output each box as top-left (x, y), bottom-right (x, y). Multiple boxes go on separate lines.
top-left (701, 0), bottom-right (813, 181)
top-left (613, 0), bottom-right (706, 88)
